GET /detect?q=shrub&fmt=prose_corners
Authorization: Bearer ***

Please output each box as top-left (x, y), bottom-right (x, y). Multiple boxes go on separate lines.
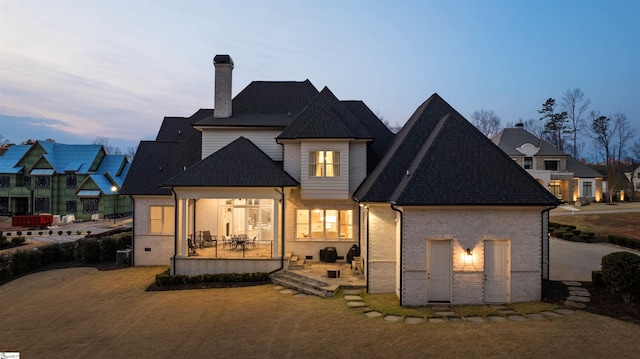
top-left (0, 236), bottom-right (9, 249)
top-left (156, 275), bottom-right (171, 286)
top-left (48, 230), bottom-right (53, 235)
top-left (11, 237), bottom-right (26, 246)
top-left (39, 231), bottom-right (43, 235)
top-left (27, 231), bottom-right (32, 236)
top-left (6, 232), bottom-right (11, 236)
top-left (76, 230), bottom-right (82, 235)
top-left (58, 231), bottom-right (63, 235)
top-left (562, 232), bottom-right (574, 240)
top-left (76, 238), bottom-right (101, 263)
top-left (66, 231), bottom-right (72, 235)
top-left (572, 229), bottom-right (581, 236)
top-left (601, 251), bottom-right (640, 303)
top-left (87, 231), bottom-right (92, 235)
top-left (17, 231), bottom-right (22, 236)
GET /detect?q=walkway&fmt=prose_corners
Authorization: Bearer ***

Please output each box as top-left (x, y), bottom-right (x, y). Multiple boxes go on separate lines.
top-left (274, 285), bottom-right (577, 324)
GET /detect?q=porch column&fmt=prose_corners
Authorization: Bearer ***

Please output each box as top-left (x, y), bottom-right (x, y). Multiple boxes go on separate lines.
top-left (272, 199), bottom-right (279, 257)
top-left (177, 198), bottom-right (188, 257)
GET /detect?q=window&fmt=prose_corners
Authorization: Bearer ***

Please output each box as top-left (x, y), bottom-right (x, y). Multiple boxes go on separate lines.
top-left (66, 200), bottom-right (77, 212)
top-left (524, 157), bottom-right (533, 169)
top-left (83, 198), bottom-right (99, 213)
top-left (23, 176), bottom-right (31, 187)
top-left (297, 209), bottom-right (352, 240)
top-left (0, 176), bottom-right (9, 188)
top-left (35, 176), bottom-right (50, 188)
top-left (583, 181), bottom-right (593, 197)
top-left (309, 151), bottom-right (340, 177)
top-left (150, 205), bottom-right (175, 234)
top-left (544, 160), bottom-right (559, 171)
top-left (549, 182), bottom-right (561, 198)
top-left (35, 197), bottom-right (50, 213)
top-left (66, 173), bottom-right (77, 188)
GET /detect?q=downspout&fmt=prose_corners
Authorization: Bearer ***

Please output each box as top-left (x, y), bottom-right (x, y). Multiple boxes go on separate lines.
top-left (269, 187), bottom-right (286, 274)
top-left (171, 188), bottom-right (178, 275)
top-left (540, 206), bottom-right (555, 300)
top-left (129, 196), bottom-right (135, 266)
top-left (390, 203), bottom-right (403, 306)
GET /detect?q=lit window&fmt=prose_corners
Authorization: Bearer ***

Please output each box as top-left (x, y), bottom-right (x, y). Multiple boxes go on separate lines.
top-left (297, 209), bottom-right (352, 239)
top-left (150, 206), bottom-right (175, 234)
top-left (583, 181), bottom-right (593, 197)
top-left (309, 151), bottom-right (340, 177)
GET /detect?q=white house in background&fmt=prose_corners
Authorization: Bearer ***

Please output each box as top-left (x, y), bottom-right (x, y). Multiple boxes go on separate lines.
top-left (122, 55), bottom-right (560, 305)
top-left (492, 125), bottom-right (605, 203)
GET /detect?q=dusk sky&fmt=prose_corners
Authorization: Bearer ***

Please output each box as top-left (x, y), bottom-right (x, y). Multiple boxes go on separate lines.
top-left (1, 0), bottom-right (638, 161)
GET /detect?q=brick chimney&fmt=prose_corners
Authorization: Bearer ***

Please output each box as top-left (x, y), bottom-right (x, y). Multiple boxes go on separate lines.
top-left (213, 55), bottom-right (234, 118)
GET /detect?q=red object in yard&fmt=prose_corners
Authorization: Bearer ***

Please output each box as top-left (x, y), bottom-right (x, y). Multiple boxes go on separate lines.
top-left (11, 214), bottom-right (54, 228)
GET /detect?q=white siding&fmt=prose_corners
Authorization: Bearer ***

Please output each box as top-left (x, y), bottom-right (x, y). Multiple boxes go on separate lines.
top-left (349, 142), bottom-right (367, 194)
top-left (283, 142), bottom-right (301, 181)
top-left (200, 128), bottom-right (283, 161)
top-left (300, 141), bottom-right (350, 199)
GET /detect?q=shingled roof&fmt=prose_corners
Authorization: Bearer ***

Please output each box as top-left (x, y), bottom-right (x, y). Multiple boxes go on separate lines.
top-left (277, 87), bottom-right (373, 140)
top-left (194, 80), bottom-right (319, 128)
top-left (492, 127), bottom-right (566, 156)
top-left (354, 94), bottom-right (560, 206)
top-left (120, 131), bottom-right (202, 195)
top-left (162, 137), bottom-right (298, 188)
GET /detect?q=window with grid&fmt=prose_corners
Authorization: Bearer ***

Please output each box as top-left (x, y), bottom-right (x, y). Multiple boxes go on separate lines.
top-left (0, 176), bottom-right (9, 188)
top-left (66, 173), bottom-right (77, 188)
top-left (35, 197), bottom-right (50, 213)
top-left (296, 209), bottom-right (352, 239)
top-left (83, 198), bottom-right (99, 213)
top-left (582, 181), bottom-right (593, 197)
top-left (309, 151), bottom-right (340, 177)
top-left (524, 157), bottom-right (533, 169)
top-left (149, 206), bottom-right (175, 234)
top-left (66, 200), bottom-right (77, 212)
top-left (35, 176), bottom-right (50, 188)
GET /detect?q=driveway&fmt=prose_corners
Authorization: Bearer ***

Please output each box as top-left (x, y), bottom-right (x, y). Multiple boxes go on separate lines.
top-left (550, 237), bottom-right (640, 281)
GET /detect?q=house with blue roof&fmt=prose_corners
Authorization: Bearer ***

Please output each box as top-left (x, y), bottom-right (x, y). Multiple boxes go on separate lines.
top-left (122, 55), bottom-right (559, 305)
top-left (0, 140), bottom-right (131, 220)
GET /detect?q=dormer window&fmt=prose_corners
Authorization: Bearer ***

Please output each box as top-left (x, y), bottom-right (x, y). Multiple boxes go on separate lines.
top-left (524, 157), bottom-right (533, 169)
top-left (309, 151), bottom-right (340, 177)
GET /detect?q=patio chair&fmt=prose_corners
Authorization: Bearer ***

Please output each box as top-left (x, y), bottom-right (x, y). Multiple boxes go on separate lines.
top-left (247, 236), bottom-right (257, 250)
top-left (188, 237), bottom-right (199, 256)
top-left (221, 236), bottom-right (232, 250)
top-left (202, 231), bottom-right (216, 247)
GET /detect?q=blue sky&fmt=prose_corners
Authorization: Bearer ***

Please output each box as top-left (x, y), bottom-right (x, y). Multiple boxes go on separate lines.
top-left (1, 0), bottom-right (638, 160)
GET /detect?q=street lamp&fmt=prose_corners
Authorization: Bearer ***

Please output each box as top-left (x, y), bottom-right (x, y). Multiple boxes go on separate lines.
top-left (111, 185), bottom-right (118, 224)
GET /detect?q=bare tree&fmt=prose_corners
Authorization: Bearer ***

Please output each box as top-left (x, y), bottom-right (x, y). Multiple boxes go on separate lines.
top-left (93, 136), bottom-right (119, 155)
top-left (631, 138), bottom-right (640, 163)
top-left (613, 112), bottom-right (636, 165)
top-left (126, 145), bottom-right (138, 162)
top-left (470, 109), bottom-right (501, 137)
top-left (376, 110), bottom-right (402, 134)
top-left (561, 88), bottom-right (590, 158)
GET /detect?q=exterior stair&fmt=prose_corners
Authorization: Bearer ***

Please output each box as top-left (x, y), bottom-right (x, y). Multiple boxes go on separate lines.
top-left (270, 270), bottom-right (338, 298)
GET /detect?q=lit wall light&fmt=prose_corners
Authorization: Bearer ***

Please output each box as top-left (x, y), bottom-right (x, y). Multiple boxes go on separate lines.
top-left (465, 248), bottom-right (473, 265)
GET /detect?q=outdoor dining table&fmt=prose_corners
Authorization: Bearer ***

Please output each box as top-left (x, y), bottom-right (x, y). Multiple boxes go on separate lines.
top-left (232, 235), bottom-right (248, 250)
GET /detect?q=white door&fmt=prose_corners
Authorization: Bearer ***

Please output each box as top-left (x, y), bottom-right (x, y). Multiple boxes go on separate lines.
top-left (484, 241), bottom-right (510, 303)
top-left (427, 240), bottom-right (451, 302)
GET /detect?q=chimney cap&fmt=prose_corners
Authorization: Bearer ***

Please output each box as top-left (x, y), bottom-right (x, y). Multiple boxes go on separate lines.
top-left (214, 54), bottom-right (234, 65)
top-left (515, 123), bottom-right (524, 128)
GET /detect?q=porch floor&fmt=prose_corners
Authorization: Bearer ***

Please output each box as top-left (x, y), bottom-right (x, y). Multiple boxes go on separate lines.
top-left (288, 261), bottom-right (366, 289)
top-left (190, 242), bottom-right (274, 259)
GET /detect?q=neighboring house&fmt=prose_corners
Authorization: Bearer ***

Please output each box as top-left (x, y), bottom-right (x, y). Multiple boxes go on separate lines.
top-left (492, 125), bottom-right (605, 203)
top-left (0, 141), bottom-right (131, 220)
top-left (122, 55), bottom-right (560, 305)
top-left (632, 165), bottom-right (640, 193)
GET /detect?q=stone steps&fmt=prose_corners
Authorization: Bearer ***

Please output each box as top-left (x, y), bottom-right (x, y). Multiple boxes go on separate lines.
top-left (287, 253), bottom-right (305, 270)
top-left (270, 270), bottom-right (337, 298)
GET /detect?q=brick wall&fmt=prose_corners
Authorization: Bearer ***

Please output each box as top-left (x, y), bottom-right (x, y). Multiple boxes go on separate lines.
top-left (367, 205), bottom-right (397, 293)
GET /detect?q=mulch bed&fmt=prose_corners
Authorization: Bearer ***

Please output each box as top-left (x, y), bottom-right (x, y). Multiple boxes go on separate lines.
top-left (544, 280), bottom-right (640, 326)
top-left (146, 280), bottom-right (272, 292)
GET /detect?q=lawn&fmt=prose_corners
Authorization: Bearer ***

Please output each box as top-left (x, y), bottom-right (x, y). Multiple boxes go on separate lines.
top-left (551, 212), bottom-right (640, 241)
top-left (1, 267), bottom-right (639, 358)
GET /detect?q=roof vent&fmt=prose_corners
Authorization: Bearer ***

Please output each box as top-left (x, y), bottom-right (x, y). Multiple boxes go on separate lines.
top-left (406, 170), bottom-right (410, 177)
top-left (515, 123), bottom-right (524, 128)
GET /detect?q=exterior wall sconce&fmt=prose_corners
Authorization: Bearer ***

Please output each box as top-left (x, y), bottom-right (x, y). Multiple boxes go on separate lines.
top-left (465, 248), bottom-right (473, 265)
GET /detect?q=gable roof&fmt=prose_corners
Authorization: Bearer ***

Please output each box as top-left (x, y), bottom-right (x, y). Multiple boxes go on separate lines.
top-left (162, 137), bottom-right (298, 188)
top-left (354, 94), bottom-right (560, 206)
top-left (37, 142), bottom-right (105, 173)
top-left (156, 116), bottom-right (200, 141)
top-left (194, 80), bottom-right (319, 128)
top-left (492, 127), bottom-right (566, 156)
top-left (277, 87), bottom-right (373, 140)
top-left (0, 145), bottom-right (30, 173)
top-left (120, 131), bottom-right (202, 195)
top-left (566, 157), bottom-right (604, 178)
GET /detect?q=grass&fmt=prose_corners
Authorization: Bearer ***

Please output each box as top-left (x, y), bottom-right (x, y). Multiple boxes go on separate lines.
top-left (552, 212), bottom-right (640, 241)
top-left (2, 267), bottom-right (640, 358)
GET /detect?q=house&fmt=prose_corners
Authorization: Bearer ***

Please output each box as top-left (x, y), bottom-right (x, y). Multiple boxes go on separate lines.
top-left (492, 125), bottom-right (605, 203)
top-left (0, 141), bottom-right (131, 221)
top-left (122, 55), bottom-right (559, 305)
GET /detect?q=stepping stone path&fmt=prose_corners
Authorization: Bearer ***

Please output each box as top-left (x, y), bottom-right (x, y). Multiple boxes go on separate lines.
top-left (562, 281), bottom-right (591, 308)
top-left (273, 284), bottom-right (577, 325)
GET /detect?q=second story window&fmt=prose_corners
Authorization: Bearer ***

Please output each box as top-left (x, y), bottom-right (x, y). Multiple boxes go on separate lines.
top-left (309, 151), bottom-right (340, 177)
top-left (544, 160), bottom-right (559, 171)
top-left (66, 173), bottom-right (77, 188)
top-left (524, 157), bottom-right (533, 169)
top-left (35, 176), bottom-right (50, 188)
top-left (23, 176), bottom-right (31, 187)
top-left (0, 176), bottom-right (9, 188)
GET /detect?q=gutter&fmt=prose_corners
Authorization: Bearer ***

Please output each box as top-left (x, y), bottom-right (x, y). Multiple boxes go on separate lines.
top-left (171, 188), bottom-right (178, 275)
top-left (129, 195), bottom-right (135, 266)
top-left (390, 202), bottom-right (403, 306)
top-left (540, 205), bottom-right (556, 300)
